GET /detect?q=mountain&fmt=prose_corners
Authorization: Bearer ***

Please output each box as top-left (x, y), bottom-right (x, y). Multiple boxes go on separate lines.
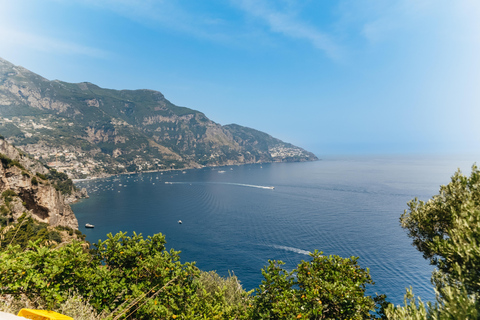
top-left (0, 57), bottom-right (317, 178)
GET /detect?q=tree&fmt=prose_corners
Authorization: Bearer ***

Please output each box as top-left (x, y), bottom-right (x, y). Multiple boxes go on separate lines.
top-left (389, 165), bottom-right (480, 319)
top-left (248, 250), bottom-right (386, 319)
top-left (400, 165), bottom-right (480, 294)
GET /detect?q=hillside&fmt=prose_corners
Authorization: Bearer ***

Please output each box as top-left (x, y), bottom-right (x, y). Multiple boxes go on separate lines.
top-left (0, 57), bottom-right (317, 178)
top-left (0, 138), bottom-right (79, 229)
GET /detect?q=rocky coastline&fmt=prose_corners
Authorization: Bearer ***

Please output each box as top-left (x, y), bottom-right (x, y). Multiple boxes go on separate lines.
top-left (0, 139), bottom-right (79, 229)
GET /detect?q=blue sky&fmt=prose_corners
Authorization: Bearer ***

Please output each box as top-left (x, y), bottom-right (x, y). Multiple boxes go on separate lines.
top-left (0, 0), bottom-right (479, 156)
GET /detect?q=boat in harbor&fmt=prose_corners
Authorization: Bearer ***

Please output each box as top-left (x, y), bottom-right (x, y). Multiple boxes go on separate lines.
top-left (85, 223), bottom-right (94, 228)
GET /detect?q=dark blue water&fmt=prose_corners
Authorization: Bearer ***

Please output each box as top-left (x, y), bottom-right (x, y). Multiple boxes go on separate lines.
top-left (71, 155), bottom-right (478, 305)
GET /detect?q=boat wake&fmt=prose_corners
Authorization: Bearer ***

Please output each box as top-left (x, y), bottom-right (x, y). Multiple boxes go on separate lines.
top-left (270, 245), bottom-right (311, 256)
top-left (224, 182), bottom-right (275, 190)
top-left (165, 181), bottom-right (274, 190)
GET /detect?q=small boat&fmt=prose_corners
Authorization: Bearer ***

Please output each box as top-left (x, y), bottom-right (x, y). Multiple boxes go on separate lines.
top-left (178, 220), bottom-right (182, 224)
top-left (85, 223), bottom-right (94, 228)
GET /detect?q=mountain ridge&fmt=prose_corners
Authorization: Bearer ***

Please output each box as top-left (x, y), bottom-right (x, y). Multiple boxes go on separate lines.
top-left (0, 57), bottom-right (317, 178)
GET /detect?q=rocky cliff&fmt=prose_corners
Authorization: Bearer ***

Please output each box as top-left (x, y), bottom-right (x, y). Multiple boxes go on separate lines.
top-left (0, 57), bottom-right (317, 178)
top-left (0, 139), bottom-right (78, 229)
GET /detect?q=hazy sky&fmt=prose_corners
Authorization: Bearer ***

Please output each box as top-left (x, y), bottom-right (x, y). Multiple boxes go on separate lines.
top-left (1, 0), bottom-right (479, 156)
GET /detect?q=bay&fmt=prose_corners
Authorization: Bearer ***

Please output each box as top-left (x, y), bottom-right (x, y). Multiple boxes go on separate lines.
top-left (71, 155), bottom-right (478, 305)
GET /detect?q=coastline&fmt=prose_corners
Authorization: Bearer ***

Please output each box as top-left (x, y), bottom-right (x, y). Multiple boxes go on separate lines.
top-left (71, 158), bottom-right (320, 183)
top-left (69, 158), bottom-right (318, 205)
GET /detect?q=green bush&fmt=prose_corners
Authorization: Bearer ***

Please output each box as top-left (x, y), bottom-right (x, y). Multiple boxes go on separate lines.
top-left (74, 229), bottom-right (86, 240)
top-left (248, 250), bottom-right (386, 319)
top-left (36, 172), bottom-right (48, 180)
top-left (0, 214), bottom-right (66, 249)
top-left (0, 205), bottom-right (10, 216)
top-left (0, 153), bottom-right (13, 168)
top-left (0, 231), bottom-right (201, 318)
top-left (193, 270), bottom-right (252, 318)
top-left (2, 189), bottom-right (17, 200)
top-left (0, 153), bottom-right (25, 170)
top-left (48, 231), bottom-right (62, 243)
top-left (385, 284), bottom-right (479, 319)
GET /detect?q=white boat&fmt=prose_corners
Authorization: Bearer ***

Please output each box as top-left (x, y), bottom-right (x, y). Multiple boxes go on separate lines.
top-left (85, 223), bottom-right (94, 228)
top-left (178, 220), bottom-right (182, 224)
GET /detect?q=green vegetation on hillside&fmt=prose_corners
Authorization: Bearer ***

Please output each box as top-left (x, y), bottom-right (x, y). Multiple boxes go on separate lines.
top-left (46, 168), bottom-right (77, 195)
top-left (0, 189), bottom-right (18, 225)
top-left (0, 151), bottom-right (77, 195)
top-left (0, 229), bottom-right (384, 319)
top-left (0, 213), bottom-right (83, 249)
top-left (0, 153), bottom-right (25, 170)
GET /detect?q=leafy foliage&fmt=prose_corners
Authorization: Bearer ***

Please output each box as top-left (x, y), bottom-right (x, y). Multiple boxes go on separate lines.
top-left (400, 165), bottom-right (480, 294)
top-left (388, 165), bottom-right (480, 319)
top-left (0, 231), bottom-right (200, 319)
top-left (248, 251), bottom-right (385, 319)
top-left (385, 288), bottom-right (429, 320)
top-left (386, 284), bottom-right (479, 320)
top-left (88, 231), bottom-right (199, 319)
top-left (192, 271), bottom-right (252, 319)
top-left (0, 229), bottom-right (387, 319)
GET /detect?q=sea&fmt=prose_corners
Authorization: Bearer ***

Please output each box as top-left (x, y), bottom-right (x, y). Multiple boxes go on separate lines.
top-left (71, 154), bottom-right (479, 306)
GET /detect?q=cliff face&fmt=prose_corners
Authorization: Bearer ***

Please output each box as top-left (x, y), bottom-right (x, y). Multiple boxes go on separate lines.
top-left (0, 57), bottom-right (317, 178)
top-left (0, 139), bottom-right (78, 229)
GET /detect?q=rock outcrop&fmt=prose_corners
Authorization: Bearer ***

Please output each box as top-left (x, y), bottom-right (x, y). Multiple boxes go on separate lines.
top-left (0, 139), bottom-right (78, 229)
